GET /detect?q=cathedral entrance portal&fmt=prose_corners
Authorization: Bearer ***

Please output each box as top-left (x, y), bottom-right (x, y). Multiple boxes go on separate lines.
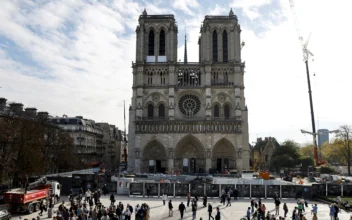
top-left (175, 135), bottom-right (206, 174)
top-left (142, 140), bottom-right (167, 173)
top-left (212, 138), bottom-right (236, 172)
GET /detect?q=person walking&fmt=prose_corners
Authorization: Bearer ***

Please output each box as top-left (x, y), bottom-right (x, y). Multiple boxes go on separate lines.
top-left (251, 200), bottom-right (255, 213)
top-left (187, 192), bottom-right (191, 207)
top-left (208, 203), bottom-right (214, 220)
top-left (39, 200), bottom-right (44, 216)
top-left (215, 207), bottom-right (221, 220)
top-left (179, 202), bottom-right (186, 219)
top-left (162, 193), bottom-right (167, 206)
top-left (86, 189), bottom-right (92, 202)
top-left (192, 200), bottom-right (197, 220)
top-left (226, 191), bottom-right (231, 207)
top-left (246, 207), bottom-right (251, 220)
top-left (275, 198), bottom-right (281, 215)
top-left (168, 199), bottom-right (173, 217)
top-left (124, 207), bottom-right (131, 220)
top-left (283, 203), bottom-right (288, 218)
top-left (334, 203), bottom-right (339, 220)
top-left (110, 193), bottom-right (115, 205)
top-left (311, 204), bottom-right (317, 216)
top-left (203, 196), bottom-right (208, 208)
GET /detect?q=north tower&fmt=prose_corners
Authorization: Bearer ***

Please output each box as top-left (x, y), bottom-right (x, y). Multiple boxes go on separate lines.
top-left (128, 9), bottom-right (250, 174)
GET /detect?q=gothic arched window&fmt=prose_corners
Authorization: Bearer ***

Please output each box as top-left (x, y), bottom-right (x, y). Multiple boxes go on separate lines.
top-left (212, 30), bottom-right (218, 62)
top-left (214, 104), bottom-right (220, 118)
top-left (224, 104), bottom-right (230, 118)
top-left (159, 104), bottom-right (165, 118)
top-left (148, 104), bottom-right (154, 118)
top-left (223, 30), bottom-right (228, 62)
top-left (148, 30), bottom-right (155, 56)
top-left (159, 30), bottom-right (165, 56)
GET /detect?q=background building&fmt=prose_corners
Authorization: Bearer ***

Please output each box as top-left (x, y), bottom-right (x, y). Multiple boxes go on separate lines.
top-left (251, 137), bottom-right (280, 171)
top-left (318, 128), bottom-right (329, 146)
top-left (96, 123), bottom-right (122, 170)
top-left (51, 116), bottom-right (104, 164)
top-left (128, 9), bottom-right (250, 174)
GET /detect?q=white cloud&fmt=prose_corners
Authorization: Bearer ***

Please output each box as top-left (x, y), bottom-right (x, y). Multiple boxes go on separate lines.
top-left (172, 0), bottom-right (199, 15)
top-left (1, 0), bottom-right (352, 146)
top-left (230, 0), bottom-right (271, 8)
top-left (230, 0), bottom-right (271, 20)
top-left (208, 4), bottom-right (228, 15)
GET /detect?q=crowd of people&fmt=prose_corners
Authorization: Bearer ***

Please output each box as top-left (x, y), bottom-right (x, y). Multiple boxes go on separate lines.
top-left (19, 188), bottom-right (151, 220)
top-left (17, 187), bottom-right (351, 220)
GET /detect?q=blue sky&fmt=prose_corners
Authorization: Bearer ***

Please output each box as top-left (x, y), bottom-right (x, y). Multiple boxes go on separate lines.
top-left (1, 0), bottom-right (352, 145)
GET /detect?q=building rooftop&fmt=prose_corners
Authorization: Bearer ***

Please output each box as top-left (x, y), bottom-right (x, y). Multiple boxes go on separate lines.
top-left (253, 137), bottom-right (280, 151)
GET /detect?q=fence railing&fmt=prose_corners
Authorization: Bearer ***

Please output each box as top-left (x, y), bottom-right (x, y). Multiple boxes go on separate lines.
top-left (129, 182), bottom-right (315, 199)
top-left (129, 182), bottom-right (352, 199)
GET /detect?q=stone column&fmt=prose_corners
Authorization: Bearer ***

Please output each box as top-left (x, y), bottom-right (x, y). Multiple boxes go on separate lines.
top-left (236, 146), bottom-right (243, 172)
top-left (168, 148), bottom-right (174, 174)
top-left (135, 148), bottom-right (141, 173)
top-left (206, 149), bottom-right (212, 173)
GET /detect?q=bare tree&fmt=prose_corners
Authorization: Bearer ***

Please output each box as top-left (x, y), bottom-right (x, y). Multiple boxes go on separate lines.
top-left (335, 125), bottom-right (352, 175)
top-left (0, 112), bottom-right (84, 183)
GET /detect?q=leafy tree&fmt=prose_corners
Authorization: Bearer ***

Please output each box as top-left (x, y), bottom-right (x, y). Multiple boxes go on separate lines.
top-left (320, 142), bottom-right (345, 165)
top-left (333, 125), bottom-right (352, 175)
top-left (298, 156), bottom-right (314, 172)
top-left (270, 140), bottom-right (300, 172)
top-left (299, 144), bottom-right (314, 158)
top-left (318, 164), bottom-right (336, 174)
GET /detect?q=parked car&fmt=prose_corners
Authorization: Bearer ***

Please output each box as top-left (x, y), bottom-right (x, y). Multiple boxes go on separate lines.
top-left (0, 210), bottom-right (11, 220)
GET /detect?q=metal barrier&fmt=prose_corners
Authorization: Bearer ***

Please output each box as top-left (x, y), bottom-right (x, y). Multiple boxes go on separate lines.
top-left (129, 182), bottom-right (317, 199)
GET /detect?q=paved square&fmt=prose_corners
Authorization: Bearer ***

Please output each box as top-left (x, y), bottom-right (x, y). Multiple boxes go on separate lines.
top-left (11, 195), bottom-right (351, 220)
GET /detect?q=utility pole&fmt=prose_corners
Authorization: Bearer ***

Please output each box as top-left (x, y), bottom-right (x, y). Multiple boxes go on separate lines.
top-left (123, 100), bottom-right (127, 171)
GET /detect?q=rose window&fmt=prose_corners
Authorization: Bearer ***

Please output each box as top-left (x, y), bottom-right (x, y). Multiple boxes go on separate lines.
top-left (179, 94), bottom-right (201, 117)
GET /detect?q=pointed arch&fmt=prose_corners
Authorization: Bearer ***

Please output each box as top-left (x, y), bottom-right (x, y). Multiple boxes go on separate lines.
top-left (158, 103), bottom-right (165, 118)
top-left (148, 30), bottom-right (155, 56)
top-left (223, 30), bottom-right (228, 62)
top-left (142, 140), bottom-right (167, 173)
top-left (214, 104), bottom-right (220, 118)
top-left (212, 138), bottom-right (236, 172)
top-left (147, 104), bottom-right (154, 118)
top-left (224, 103), bottom-right (230, 118)
top-left (159, 29), bottom-right (166, 56)
top-left (175, 135), bottom-right (206, 173)
top-left (212, 30), bottom-right (218, 62)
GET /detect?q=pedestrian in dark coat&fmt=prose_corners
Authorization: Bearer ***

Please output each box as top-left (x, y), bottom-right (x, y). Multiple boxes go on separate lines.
top-left (203, 196), bottom-right (207, 208)
top-left (168, 200), bottom-right (173, 217)
top-left (179, 202), bottom-right (186, 219)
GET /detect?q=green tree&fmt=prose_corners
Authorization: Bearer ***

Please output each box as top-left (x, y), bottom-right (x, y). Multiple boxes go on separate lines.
top-left (320, 142), bottom-right (345, 165)
top-left (298, 156), bottom-right (314, 172)
top-left (270, 140), bottom-right (300, 172)
top-left (318, 164), bottom-right (336, 174)
top-left (299, 144), bottom-right (314, 158)
top-left (334, 125), bottom-right (352, 175)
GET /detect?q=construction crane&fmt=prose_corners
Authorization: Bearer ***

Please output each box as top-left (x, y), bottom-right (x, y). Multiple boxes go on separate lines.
top-left (288, 0), bottom-right (324, 166)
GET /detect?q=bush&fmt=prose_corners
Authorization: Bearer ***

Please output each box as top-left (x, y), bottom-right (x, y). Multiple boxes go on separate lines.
top-left (318, 164), bottom-right (337, 174)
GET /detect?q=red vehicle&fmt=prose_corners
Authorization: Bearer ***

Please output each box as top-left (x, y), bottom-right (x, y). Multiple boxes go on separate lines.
top-left (3, 177), bottom-right (60, 213)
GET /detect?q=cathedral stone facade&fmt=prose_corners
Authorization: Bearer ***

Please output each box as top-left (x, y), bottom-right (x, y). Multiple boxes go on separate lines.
top-left (128, 9), bottom-right (250, 174)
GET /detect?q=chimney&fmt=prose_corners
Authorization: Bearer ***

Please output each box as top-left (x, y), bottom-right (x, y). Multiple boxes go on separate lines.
top-left (37, 111), bottom-right (49, 119)
top-left (25, 108), bottom-right (37, 116)
top-left (0, 98), bottom-right (7, 111)
top-left (10, 103), bottom-right (24, 114)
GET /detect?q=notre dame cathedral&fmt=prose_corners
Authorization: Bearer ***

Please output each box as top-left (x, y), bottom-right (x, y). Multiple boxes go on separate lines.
top-left (127, 9), bottom-right (250, 174)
